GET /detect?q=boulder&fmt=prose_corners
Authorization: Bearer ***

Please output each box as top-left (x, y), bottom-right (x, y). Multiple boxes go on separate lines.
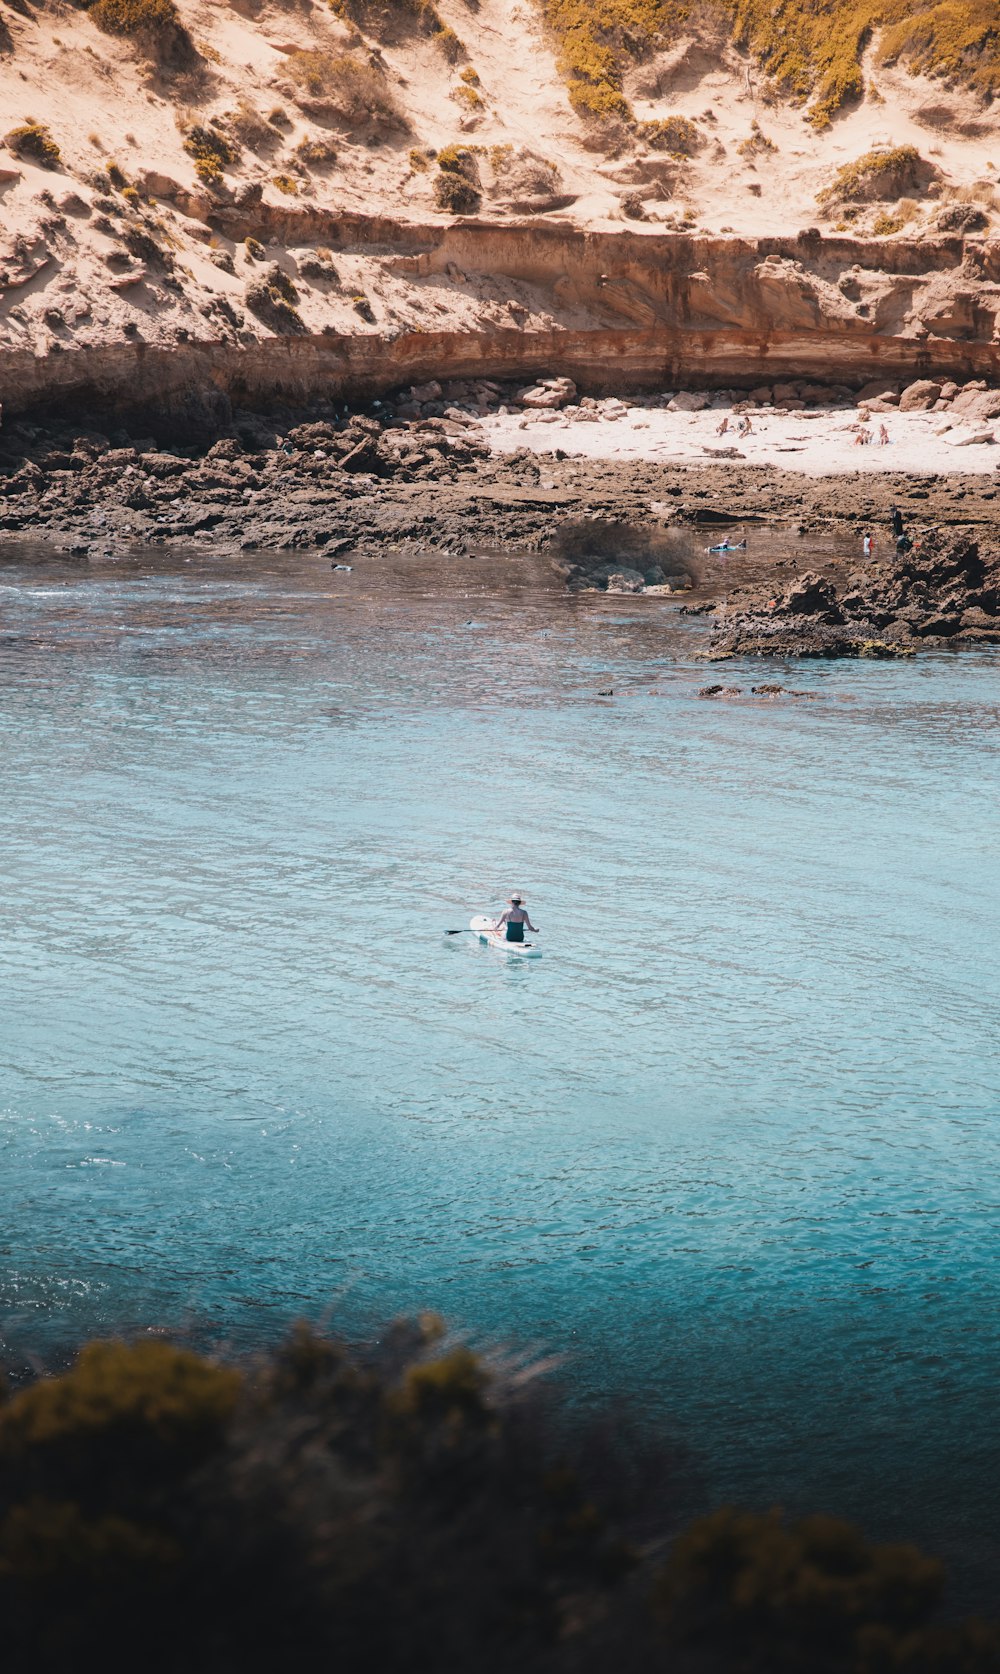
top-left (946, 429), bottom-right (995, 446)
top-left (339, 438), bottom-right (386, 474)
top-left (857, 379), bottom-right (901, 403)
top-left (409, 381), bottom-right (442, 403)
top-left (667, 391), bottom-right (709, 412)
top-left (777, 570), bottom-right (843, 620)
top-left (950, 388), bottom-right (1000, 420)
top-left (518, 377), bottom-right (577, 409)
top-left (898, 379), bottom-right (942, 411)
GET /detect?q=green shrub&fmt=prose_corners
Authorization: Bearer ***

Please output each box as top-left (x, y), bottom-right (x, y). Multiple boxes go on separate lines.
top-left (731, 0), bottom-right (1000, 127)
top-left (637, 115), bottom-right (700, 154)
top-left (4, 121), bottom-right (61, 169)
top-left (437, 142), bottom-right (478, 177)
top-left (0, 1321), bottom-right (997, 1672)
top-left (272, 172), bottom-right (298, 194)
top-left (817, 144), bottom-right (928, 204)
top-left (295, 136), bottom-right (338, 166)
top-left (352, 292), bottom-right (376, 321)
top-left (656, 1507), bottom-right (944, 1664)
top-left (0, 1340), bottom-right (240, 1495)
top-left (183, 123), bottom-right (239, 187)
top-left (435, 23), bottom-right (464, 60)
top-left (87, 0), bottom-right (194, 65)
top-left (245, 265), bottom-right (304, 332)
top-left (434, 173), bottom-right (482, 212)
top-left (244, 236), bottom-right (266, 259)
top-left (544, 0), bottom-right (688, 123)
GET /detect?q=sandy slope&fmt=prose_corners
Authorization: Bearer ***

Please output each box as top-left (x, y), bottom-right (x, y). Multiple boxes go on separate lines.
top-left (0, 0), bottom-right (998, 394)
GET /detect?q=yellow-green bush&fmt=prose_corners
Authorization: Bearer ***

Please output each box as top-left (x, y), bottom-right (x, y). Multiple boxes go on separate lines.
top-left (435, 173), bottom-right (481, 212)
top-left (656, 1507), bottom-right (945, 1664)
top-left (543, 0), bottom-right (688, 121)
top-left (0, 1340), bottom-right (240, 1493)
top-left (817, 144), bottom-right (929, 204)
top-left (540, 0), bottom-right (1000, 129)
top-left (245, 272), bottom-right (305, 332)
top-left (183, 123), bottom-right (239, 186)
top-left (87, 0), bottom-right (194, 65)
top-left (731, 0), bottom-right (1000, 126)
top-left (296, 135), bottom-right (338, 166)
top-left (4, 120), bottom-right (61, 169)
top-left (637, 114), bottom-right (700, 154)
top-left (435, 23), bottom-right (464, 60)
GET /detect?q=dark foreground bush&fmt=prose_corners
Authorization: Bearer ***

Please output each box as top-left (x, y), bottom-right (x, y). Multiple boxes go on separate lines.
top-left (1, 1323), bottom-right (997, 1673)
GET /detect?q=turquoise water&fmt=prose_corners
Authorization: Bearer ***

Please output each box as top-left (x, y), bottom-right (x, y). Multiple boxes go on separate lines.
top-left (3, 537), bottom-right (1000, 1596)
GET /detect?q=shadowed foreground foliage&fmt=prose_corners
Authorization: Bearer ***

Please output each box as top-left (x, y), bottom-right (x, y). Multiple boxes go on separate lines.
top-left (1, 1323), bottom-right (998, 1673)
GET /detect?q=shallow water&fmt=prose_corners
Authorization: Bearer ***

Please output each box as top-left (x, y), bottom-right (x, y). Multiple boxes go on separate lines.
top-left (3, 533), bottom-right (1000, 1599)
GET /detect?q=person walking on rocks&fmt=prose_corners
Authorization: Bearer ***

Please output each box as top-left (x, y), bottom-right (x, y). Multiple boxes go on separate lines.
top-left (863, 532), bottom-right (873, 559)
top-left (891, 505), bottom-right (904, 539)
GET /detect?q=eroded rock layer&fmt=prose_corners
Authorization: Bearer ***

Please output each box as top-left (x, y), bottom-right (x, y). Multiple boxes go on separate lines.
top-left (4, 223), bottom-right (1000, 426)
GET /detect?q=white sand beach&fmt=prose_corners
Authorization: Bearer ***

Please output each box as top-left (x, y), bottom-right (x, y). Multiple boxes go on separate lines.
top-left (479, 402), bottom-right (1000, 477)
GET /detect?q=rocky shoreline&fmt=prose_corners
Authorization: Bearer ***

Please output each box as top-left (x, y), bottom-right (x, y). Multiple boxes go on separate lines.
top-left (2, 374), bottom-right (1000, 667)
top-left (705, 529), bottom-right (1000, 658)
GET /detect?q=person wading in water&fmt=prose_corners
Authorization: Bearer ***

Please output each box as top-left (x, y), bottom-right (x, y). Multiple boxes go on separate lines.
top-left (493, 895), bottom-right (539, 943)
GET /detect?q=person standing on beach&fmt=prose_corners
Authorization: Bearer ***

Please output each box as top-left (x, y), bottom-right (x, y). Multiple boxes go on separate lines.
top-left (863, 532), bottom-right (873, 559)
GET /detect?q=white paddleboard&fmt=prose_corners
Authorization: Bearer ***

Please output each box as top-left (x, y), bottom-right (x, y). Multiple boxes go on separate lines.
top-left (470, 915), bottom-right (542, 957)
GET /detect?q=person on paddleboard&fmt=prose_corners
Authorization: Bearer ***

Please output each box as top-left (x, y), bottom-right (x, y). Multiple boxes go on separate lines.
top-left (494, 895), bottom-right (538, 943)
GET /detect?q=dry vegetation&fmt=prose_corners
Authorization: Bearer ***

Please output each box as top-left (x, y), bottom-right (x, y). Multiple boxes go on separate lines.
top-left (245, 263), bottom-right (304, 330)
top-left (284, 49), bottom-right (405, 130)
top-left (434, 144), bottom-right (482, 213)
top-left (637, 115), bottom-right (700, 154)
top-left (4, 119), bottom-right (61, 168)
